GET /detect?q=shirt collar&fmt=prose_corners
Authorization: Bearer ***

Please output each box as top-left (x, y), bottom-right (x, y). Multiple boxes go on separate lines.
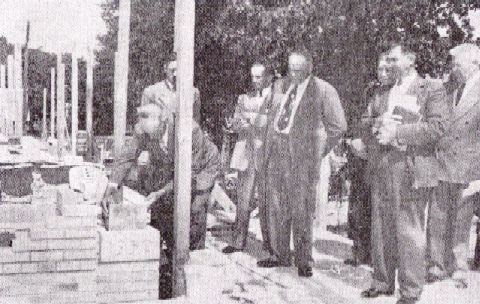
top-left (395, 71), bottom-right (417, 90)
top-left (165, 80), bottom-right (175, 91)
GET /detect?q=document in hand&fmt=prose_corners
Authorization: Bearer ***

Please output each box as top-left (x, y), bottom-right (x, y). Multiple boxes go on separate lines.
top-left (392, 105), bottom-right (421, 124)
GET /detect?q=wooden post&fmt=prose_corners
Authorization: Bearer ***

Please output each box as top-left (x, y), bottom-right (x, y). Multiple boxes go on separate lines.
top-left (42, 88), bottom-right (47, 139)
top-left (71, 54), bottom-right (79, 155)
top-left (86, 53), bottom-right (94, 155)
top-left (172, 0), bottom-right (195, 297)
top-left (50, 67), bottom-right (56, 138)
top-left (23, 21), bottom-right (30, 127)
top-left (14, 44), bottom-right (23, 137)
top-left (0, 65), bottom-right (5, 88)
top-left (113, 0), bottom-right (131, 158)
top-left (7, 55), bottom-right (14, 135)
top-left (56, 55), bottom-right (66, 158)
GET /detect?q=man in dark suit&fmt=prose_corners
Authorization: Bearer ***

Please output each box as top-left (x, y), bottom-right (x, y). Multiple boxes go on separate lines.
top-left (427, 43), bottom-right (480, 287)
top-left (361, 44), bottom-right (449, 304)
top-left (256, 49), bottom-right (347, 277)
top-left (347, 53), bottom-right (396, 266)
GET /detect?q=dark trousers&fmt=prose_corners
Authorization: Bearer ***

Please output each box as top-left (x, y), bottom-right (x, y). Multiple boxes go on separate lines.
top-left (475, 197), bottom-right (480, 269)
top-left (151, 192), bottom-right (210, 262)
top-left (427, 182), bottom-right (474, 278)
top-left (265, 137), bottom-right (315, 268)
top-left (231, 167), bottom-right (257, 249)
top-left (370, 159), bottom-right (430, 300)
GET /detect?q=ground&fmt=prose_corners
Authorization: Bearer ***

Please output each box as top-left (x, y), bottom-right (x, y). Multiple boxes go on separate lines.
top-left (135, 201), bottom-right (480, 304)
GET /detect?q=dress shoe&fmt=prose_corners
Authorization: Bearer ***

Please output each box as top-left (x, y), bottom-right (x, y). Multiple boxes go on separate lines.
top-left (426, 272), bottom-right (448, 284)
top-left (298, 266), bottom-right (313, 277)
top-left (257, 258), bottom-right (289, 268)
top-left (360, 287), bottom-right (394, 298)
top-left (222, 245), bottom-right (242, 254)
top-left (396, 297), bottom-right (418, 304)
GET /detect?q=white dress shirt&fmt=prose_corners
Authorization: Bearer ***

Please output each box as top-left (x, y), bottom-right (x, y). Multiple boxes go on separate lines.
top-left (457, 71), bottom-right (480, 107)
top-left (387, 71), bottom-right (420, 115)
top-left (274, 76), bottom-right (311, 134)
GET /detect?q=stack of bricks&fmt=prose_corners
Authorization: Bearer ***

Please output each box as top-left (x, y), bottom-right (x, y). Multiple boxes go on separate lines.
top-left (0, 183), bottom-right (160, 304)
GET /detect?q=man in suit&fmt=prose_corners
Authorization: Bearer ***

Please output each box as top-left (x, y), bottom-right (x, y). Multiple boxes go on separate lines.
top-left (141, 52), bottom-right (202, 122)
top-left (110, 102), bottom-right (219, 257)
top-left (347, 53), bottom-right (396, 266)
top-left (256, 49), bottom-right (347, 277)
top-left (426, 43), bottom-right (480, 287)
top-left (222, 63), bottom-right (273, 254)
top-left (361, 44), bottom-right (448, 304)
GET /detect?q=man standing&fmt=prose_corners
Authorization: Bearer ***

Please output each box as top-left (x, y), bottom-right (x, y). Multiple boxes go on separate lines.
top-left (362, 44), bottom-right (448, 304)
top-left (427, 43), bottom-right (480, 287)
top-left (222, 63), bottom-right (272, 254)
top-left (257, 49), bottom-right (347, 277)
top-left (347, 53), bottom-right (396, 266)
top-left (141, 53), bottom-right (202, 122)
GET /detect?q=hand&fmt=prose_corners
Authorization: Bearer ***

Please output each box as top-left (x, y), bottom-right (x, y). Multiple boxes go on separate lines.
top-left (349, 138), bottom-right (367, 159)
top-left (145, 188), bottom-right (170, 210)
top-left (376, 122), bottom-right (398, 145)
top-left (137, 151), bottom-right (150, 166)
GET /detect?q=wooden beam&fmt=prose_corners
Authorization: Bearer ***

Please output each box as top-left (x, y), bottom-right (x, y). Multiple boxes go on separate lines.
top-left (50, 67), bottom-right (55, 138)
top-left (7, 56), bottom-right (14, 135)
top-left (172, 0), bottom-right (195, 297)
top-left (42, 88), bottom-right (47, 139)
top-left (113, 0), bottom-right (131, 158)
top-left (86, 53), bottom-right (94, 156)
top-left (14, 44), bottom-right (23, 137)
top-left (0, 65), bottom-right (5, 88)
top-left (71, 54), bottom-right (79, 155)
top-left (56, 55), bottom-right (66, 158)
top-left (23, 21), bottom-right (30, 127)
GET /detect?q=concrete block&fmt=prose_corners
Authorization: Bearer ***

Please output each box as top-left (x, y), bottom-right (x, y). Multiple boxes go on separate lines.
top-left (63, 249), bottom-right (97, 260)
top-left (29, 229), bottom-right (65, 240)
top-left (56, 184), bottom-right (82, 206)
top-left (0, 291), bottom-right (97, 304)
top-left (47, 239), bottom-right (97, 250)
top-left (45, 216), bottom-right (96, 229)
top-left (36, 261), bottom-right (58, 272)
top-left (12, 238), bottom-right (48, 252)
top-left (0, 271), bottom-right (96, 289)
top-left (0, 204), bottom-right (55, 224)
top-left (96, 290), bottom-right (158, 303)
top-left (98, 226), bottom-right (160, 262)
top-left (2, 263), bottom-right (22, 274)
top-left (0, 249), bottom-right (30, 263)
top-left (21, 262), bottom-right (41, 273)
top-left (106, 203), bottom-right (148, 231)
top-left (96, 269), bottom-right (158, 284)
top-left (55, 260), bottom-right (81, 272)
top-left (62, 205), bottom-right (100, 217)
top-left (64, 229), bottom-right (97, 239)
top-left (31, 251), bottom-right (64, 262)
top-left (97, 280), bottom-right (158, 293)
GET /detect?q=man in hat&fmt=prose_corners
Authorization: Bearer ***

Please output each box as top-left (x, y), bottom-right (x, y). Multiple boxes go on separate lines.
top-left (141, 53), bottom-right (202, 122)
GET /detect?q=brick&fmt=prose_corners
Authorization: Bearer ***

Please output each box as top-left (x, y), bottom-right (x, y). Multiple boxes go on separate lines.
top-left (62, 205), bottom-right (100, 217)
top-left (64, 229), bottom-right (97, 239)
top-left (29, 229), bottom-right (65, 240)
top-left (31, 251), bottom-right (64, 262)
top-left (106, 203), bottom-right (149, 231)
top-left (47, 239), bottom-right (97, 250)
top-left (98, 226), bottom-right (160, 262)
top-left (63, 249), bottom-right (97, 260)
top-left (12, 239), bottom-right (48, 252)
top-left (0, 249), bottom-right (30, 263)
top-left (2, 263), bottom-right (22, 274)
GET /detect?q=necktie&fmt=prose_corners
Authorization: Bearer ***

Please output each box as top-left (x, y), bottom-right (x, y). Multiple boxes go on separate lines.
top-left (455, 83), bottom-right (466, 106)
top-left (277, 85), bottom-right (298, 131)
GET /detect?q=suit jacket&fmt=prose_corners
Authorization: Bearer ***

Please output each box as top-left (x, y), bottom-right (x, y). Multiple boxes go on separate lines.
top-left (436, 75), bottom-right (480, 184)
top-left (141, 80), bottom-right (202, 122)
top-left (262, 76), bottom-right (347, 184)
top-left (110, 120), bottom-right (219, 194)
top-left (230, 90), bottom-right (270, 171)
top-left (393, 77), bottom-right (449, 188)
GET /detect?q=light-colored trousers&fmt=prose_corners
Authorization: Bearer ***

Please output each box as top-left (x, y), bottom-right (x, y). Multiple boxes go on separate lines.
top-left (427, 181), bottom-right (474, 278)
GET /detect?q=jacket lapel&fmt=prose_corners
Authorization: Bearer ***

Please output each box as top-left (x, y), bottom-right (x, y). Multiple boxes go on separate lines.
top-left (453, 77), bottom-right (480, 121)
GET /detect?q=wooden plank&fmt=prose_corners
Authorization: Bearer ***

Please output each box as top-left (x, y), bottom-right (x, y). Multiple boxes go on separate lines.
top-left (14, 44), bottom-right (23, 137)
top-left (71, 54), bottom-right (79, 155)
top-left (56, 54), bottom-right (65, 158)
top-left (50, 67), bottom-right (55, 138)
top-left (0, 64), bottom-right (5, 88)
top-left (113, 0), bottom-right (131, 158)
top-left (42, 88), bottom-right (47, 139)
top-left (85, 53), bottom-right (93, 157)
top-left (173, 0), bottom-right (195, 297)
